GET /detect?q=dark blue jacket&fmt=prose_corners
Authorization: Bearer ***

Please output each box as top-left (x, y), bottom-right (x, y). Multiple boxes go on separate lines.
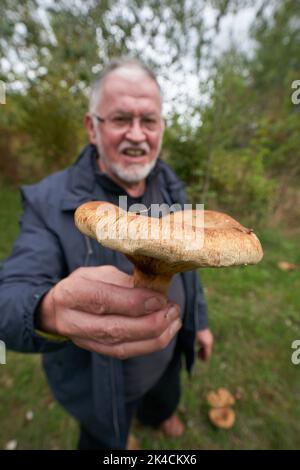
top-left (0, 144), bottom-right (208, 448)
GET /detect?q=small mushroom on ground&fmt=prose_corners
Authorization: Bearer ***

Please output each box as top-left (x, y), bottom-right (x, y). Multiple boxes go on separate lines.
top-left (75, 202), bottom-right (263, 295)
top-left (209, 407), bottom-right (236, 429)
top-left (207, 388), bottom-right (236, 408)
top-left (207, 388), bottom-right (236, 429)
top-left (277, 261), bottom-right (296, 272)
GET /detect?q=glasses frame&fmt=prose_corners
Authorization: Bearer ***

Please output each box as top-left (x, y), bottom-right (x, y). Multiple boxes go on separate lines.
top-left (92, 113), bottom-right (163, 132)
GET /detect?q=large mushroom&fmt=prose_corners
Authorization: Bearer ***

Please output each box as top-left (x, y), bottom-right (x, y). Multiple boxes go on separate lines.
top-left (74, 201), bottom-right (263, 295)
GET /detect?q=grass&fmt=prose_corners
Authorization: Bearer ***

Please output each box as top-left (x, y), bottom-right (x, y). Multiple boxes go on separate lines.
top-left (0, 183), bottom-right (300, 449)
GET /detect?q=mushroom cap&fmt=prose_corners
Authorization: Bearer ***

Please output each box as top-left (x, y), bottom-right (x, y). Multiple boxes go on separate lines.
top-left (74, 201), bottom-right (263, 274)
top-left (209, 407), bottom-right (236, 429)
top-left (207, 388), bottom-right (236, 408)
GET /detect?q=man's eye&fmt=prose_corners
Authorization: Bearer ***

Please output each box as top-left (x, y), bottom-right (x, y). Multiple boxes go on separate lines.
top-left (143, 118), bottom-right (158, 128)
top-left (113, 116), bottom-right (130, 123)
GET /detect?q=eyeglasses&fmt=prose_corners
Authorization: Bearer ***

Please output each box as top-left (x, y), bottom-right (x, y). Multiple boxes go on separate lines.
top-left (93, 113), bottom-right (162, 132)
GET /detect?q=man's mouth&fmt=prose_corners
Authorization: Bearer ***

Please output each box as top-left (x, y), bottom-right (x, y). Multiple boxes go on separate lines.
top-left (122, 148), bottom-right (147, 157)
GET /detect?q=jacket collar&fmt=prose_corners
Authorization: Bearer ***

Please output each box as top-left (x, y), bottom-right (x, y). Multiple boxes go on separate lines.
top-left (60, 144), bottom-right (99, 211)
top-left (60, 143), bottom-right (184, 211)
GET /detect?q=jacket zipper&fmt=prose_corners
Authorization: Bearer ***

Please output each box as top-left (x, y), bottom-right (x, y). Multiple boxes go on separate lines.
top-left (83, 236), bottom-right (121, 444)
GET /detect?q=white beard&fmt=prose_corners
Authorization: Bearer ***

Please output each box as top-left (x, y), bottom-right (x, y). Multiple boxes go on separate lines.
top-left (95, 127), bottom-right (162, 184)
top-left (109, 158), bottom-right (158, 183)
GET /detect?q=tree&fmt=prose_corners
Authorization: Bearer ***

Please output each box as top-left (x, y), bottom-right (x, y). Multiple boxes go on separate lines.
top-left (1, 0), bottom-right (240, 178)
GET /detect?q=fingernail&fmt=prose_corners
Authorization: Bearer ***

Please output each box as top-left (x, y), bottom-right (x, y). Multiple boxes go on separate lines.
top-left (164, 305), bottom-right (179, 320)
top-left (144, 296), bottom-right (165, 312)
top-left (170, 319), bottom-right (182, 336)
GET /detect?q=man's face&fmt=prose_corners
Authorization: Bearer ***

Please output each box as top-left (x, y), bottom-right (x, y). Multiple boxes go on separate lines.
top-left (85, 68), bottom-right (164, 184)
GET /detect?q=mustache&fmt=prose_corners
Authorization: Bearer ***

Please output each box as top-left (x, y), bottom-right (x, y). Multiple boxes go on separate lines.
top-left (118, 141), bottom-right (150, 153)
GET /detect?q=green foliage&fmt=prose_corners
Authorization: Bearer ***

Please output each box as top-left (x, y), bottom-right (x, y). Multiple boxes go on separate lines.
top-left (165, 1), bottom-right (300, 226)
top-left (17, 80), bottom-right (87, 174)
top-left (0, 0), bottom-right (232, 183)
top-left (165, 50), bottom-right (277, 224)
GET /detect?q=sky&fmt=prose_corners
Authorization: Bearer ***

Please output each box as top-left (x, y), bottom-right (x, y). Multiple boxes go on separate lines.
top-left (160, 4), bottom-right (258, 118)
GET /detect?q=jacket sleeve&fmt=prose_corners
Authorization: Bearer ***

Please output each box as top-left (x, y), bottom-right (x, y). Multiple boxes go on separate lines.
top-left (0, 187), bottom-right (69, 353)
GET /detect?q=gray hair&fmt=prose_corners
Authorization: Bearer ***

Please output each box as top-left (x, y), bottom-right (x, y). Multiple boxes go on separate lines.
top-left (89, 56), bottom-right (162, 112)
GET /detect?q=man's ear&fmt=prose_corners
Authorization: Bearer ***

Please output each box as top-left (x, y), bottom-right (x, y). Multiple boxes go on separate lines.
top-left (85, 112), bottom-right (97, 144)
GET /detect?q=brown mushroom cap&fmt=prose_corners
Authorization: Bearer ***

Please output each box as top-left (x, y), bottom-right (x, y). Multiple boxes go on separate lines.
top-left (209, 407), bottom-right (236, 429)
top-left (75, 201), bottom-right (263, 294)
top-left (207, 388), bottom-right (236, 408)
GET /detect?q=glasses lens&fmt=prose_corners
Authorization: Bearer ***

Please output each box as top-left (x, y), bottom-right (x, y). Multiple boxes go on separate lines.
top-left (141, 117), bottom-right (160, 131)
top-left (110, 116), bottom-right (132, 129)
top-left (109, 114), bottom-right (160, 131)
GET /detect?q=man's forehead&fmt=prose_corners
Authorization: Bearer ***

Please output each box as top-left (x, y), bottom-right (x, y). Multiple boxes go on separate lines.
top-left (100, 67), bottom-right (161, 108)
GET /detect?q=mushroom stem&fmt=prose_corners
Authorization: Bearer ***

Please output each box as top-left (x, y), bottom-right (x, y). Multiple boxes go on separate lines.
top-left (133, 266), bottom-right (173, 296)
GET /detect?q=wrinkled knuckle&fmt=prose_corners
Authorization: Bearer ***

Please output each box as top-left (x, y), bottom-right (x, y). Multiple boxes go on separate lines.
top-left (83, 324), bottom-right (98, 342)
top-left (101, 322), bottom-right (121, 345)
top-left (92, 285), bottom-right (107, 314)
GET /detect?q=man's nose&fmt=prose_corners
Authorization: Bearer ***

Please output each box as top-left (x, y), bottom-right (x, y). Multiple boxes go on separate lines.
top-left (125, 118), bottom-right (146, 142)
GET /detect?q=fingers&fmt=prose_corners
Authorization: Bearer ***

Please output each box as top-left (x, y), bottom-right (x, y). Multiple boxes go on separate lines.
top-left (72, 318), bottom-right (182, 359)
top-left (77, 265), bottom-right (133, 288)
top-left (56, 272), bottom-right (167, 317)
top-left (198, 347), bottom-right (209, 361)
top-left (197, 329), bottom-right (214, 362)
top-left (202, 342), bottom-right (213, 361)
top-left (50, 265), bottom-right (183, 359)
top-left (57, 304), bottom-right (181, 343)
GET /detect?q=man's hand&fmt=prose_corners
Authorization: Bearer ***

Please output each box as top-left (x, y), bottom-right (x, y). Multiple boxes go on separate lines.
top-left (196, 328), bottom-right (214, 361)
top-left (38, 265), bottom-right (182, 359)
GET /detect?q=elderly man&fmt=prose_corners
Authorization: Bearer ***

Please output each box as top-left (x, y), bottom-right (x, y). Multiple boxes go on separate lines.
top-left (0, 57), bottom-right (213, 449)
